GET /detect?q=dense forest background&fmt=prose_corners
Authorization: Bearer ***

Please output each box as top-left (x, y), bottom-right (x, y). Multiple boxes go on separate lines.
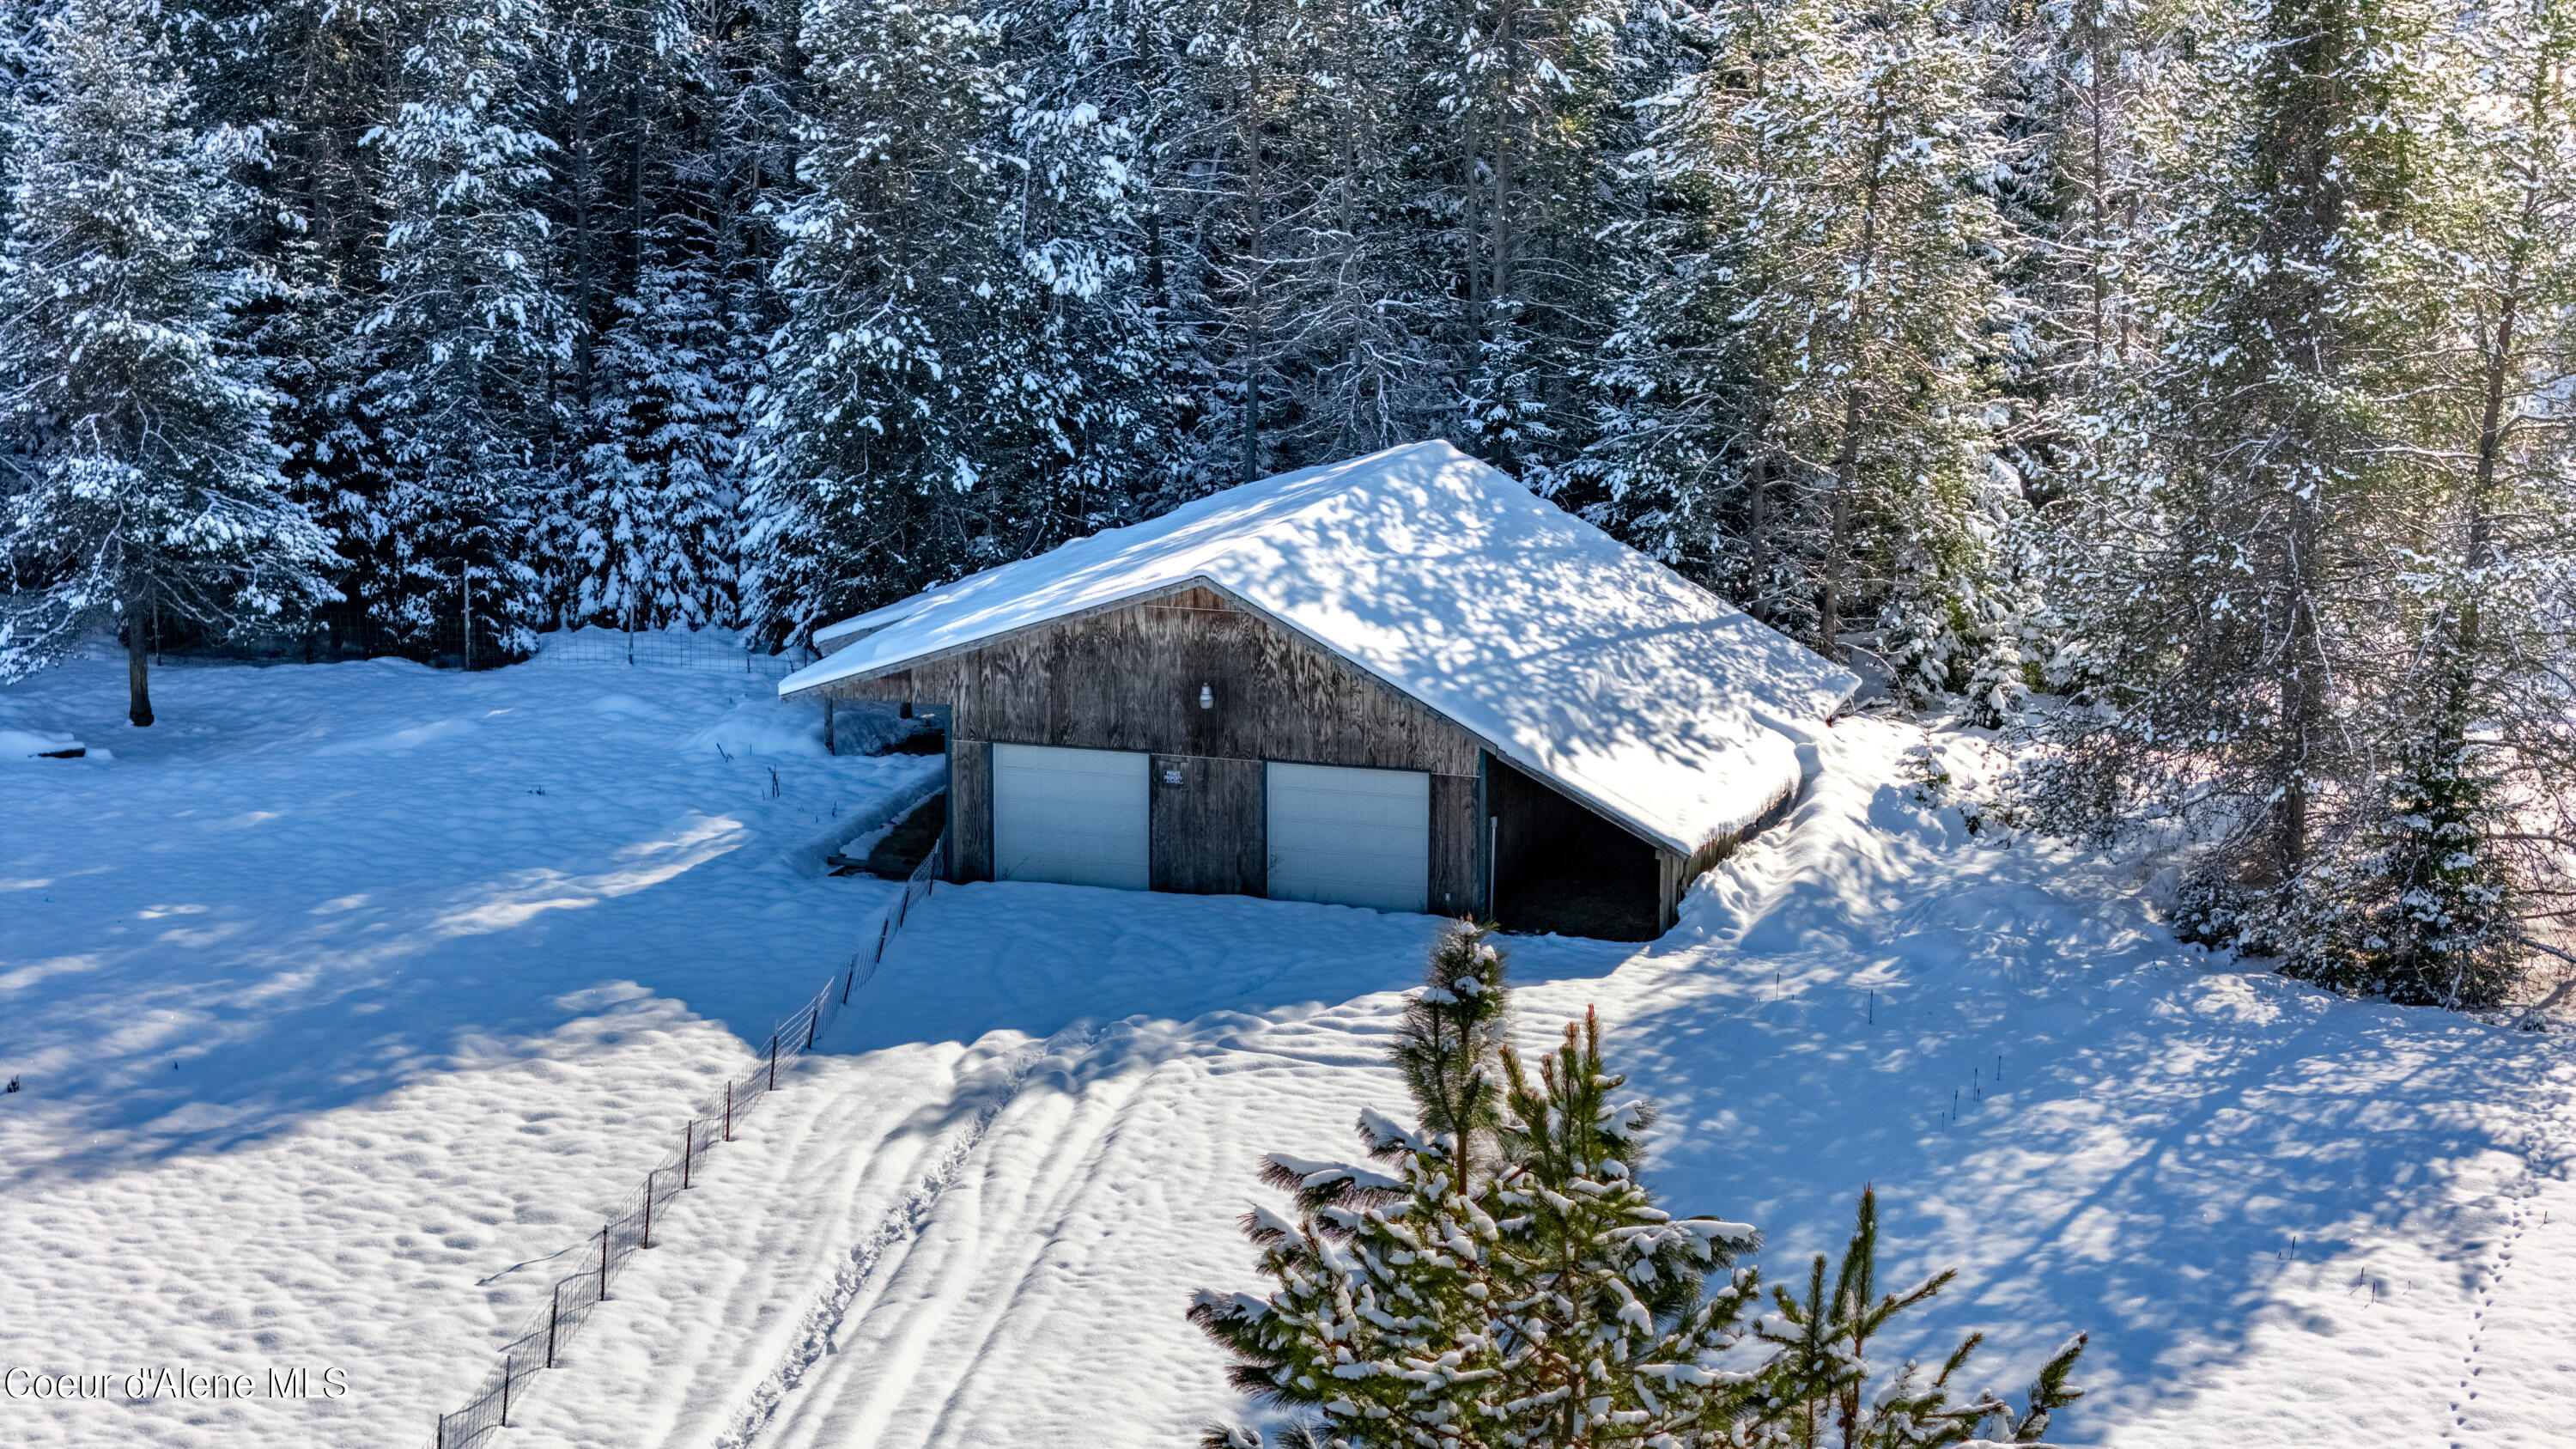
top-left (0, 0), bottom-right (2571, 1002)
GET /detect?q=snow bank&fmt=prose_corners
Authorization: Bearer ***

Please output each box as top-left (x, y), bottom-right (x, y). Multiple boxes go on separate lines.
top-left (0, 727), bottom-right (85, 760)
top-left (683, 698), bottom-right (833, 759)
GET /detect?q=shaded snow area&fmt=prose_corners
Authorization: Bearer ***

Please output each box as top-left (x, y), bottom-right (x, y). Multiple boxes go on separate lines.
top-left (6, 659), bottom-right (2575, 1448)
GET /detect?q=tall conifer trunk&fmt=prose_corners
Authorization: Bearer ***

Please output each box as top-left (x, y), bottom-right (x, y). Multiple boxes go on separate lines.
top-left (125, 585), bottom-right (154, 728)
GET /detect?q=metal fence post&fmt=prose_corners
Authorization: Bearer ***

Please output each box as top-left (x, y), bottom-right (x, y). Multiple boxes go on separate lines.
top-left (683, 1122), bottom-right (693, 1189)
top-left (598, 1225), bottom-right (610, 1301)
top-left (548, 1280), bottom-right (560, 1368)
top-left (643, 1169), bottom-right (656, 1249)
top-left (805, 1004), bottom-right (817, 1051)
top-left (501, 1357), bottom-right (513, 1428)
top-left (724, 1080), bottom-right (733, 1142)
top-left (768, 1034), bottom-right (778, 1093)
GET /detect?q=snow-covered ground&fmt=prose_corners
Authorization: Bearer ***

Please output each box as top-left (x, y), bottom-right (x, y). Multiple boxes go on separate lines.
top-left (6, 649), bottom-right (2573, 1448)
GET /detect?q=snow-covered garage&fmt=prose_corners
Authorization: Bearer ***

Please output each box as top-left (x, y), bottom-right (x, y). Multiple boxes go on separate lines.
top-left (779, 441), bottom-right (1856, 938)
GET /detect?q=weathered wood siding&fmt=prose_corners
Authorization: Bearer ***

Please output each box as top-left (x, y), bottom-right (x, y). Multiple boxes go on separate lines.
top-left (1151, 753), bottom-right (1264, 895)
top-left (825, 582), bottom-right (1480, 911)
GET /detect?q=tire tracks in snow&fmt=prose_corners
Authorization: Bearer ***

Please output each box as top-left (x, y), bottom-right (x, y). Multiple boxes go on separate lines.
top-left (711, 1025), bottom-right (1102, 1449)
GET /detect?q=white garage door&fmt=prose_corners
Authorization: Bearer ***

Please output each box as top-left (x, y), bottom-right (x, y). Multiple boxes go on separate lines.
top-left (1266, 763), bottom-right (1430, 913)
top-left (993, 744), bottom-right (1150, 891)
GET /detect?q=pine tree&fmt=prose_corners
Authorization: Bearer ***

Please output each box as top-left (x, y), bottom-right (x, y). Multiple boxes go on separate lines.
top-left (2022, 0), bottom-right (2576, 1006)
top-left (746, 0), bottom-right (1159, 639)
top-left (544, 0), bottom-right (750, 634)
top-left (1571, 0), bottom-right (2030, 715)
top-left (573, 224), bottom-right (744, 630)
top-left (0, 0), bottom-right (333, 721)
top-left (2292, 0), bottom-right (2576, 1006)
top-left (358, 0), bottom-right (570, 659)
top-left (1192, 922), bottom-right (2088, 1448)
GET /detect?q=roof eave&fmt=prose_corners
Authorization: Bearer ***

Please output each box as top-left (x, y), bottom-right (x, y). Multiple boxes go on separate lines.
top-left (782, 570), bottom-right (1776, 861)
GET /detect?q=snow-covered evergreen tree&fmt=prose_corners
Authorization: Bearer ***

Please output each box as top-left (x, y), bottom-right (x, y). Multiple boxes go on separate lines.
top-left (544, 0), bottom-right (748, 631)
top-left (573, 222), bottom-right (744, 629)
top-left (2025, 0), bottom-right (2542, 993)
top-left (2300, 0), bottom-right (2576, 1006)
top-left (0, 0), bottom-right (333, 721)
top-left (745, 0), bottom-right (1159, 639)
top-left (357, 0), bottom-right (570, 659)
top-left (1574, 0), bottom-right (2026, 711)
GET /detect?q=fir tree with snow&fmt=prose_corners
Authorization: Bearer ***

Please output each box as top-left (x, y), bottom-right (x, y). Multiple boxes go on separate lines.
top-left (356, 0), bottom-right (569, 660)
top-left (1568, 0), bottom-right (2029, 704)
top-left (570, 221), bottom-right (744, 632)
top-left (0, 0), bottom-right (333, 723)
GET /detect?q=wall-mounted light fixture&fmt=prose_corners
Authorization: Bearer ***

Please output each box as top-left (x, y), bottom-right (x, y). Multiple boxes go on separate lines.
top-left (1198, 684), bottom-right (1214, 709)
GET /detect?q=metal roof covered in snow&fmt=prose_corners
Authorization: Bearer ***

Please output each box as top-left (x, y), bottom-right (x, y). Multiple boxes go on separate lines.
top-left (780, 441), bottom-right (1857, 856)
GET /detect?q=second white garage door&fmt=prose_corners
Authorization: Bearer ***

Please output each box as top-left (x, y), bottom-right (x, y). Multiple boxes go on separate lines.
top-left (993, 744), bottom-right (1151, 890)
top-left (1266, 762), bottom-right (1431, 913)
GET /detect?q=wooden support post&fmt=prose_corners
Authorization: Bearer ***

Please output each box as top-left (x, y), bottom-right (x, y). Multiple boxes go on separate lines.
top-left (642, 1169), bottom-right (656, 1249)
top-left (501, 1357), bottom-right (512, 1428)
top-left (547, 1281), bottom-right (560, 1368)
top-left (823, 696), bottom-right (836, 755)
top-left (805, 1005), bottom-right (817, 1051)
top-left (768, 1035), bottom-right (778, 1093)
top-left (683, 1122), bottom-right (693, 1189)
top-left (598, 1226), bottom-right (609, 1301)
top-left (724, 1081), bottom-right (732, 1142)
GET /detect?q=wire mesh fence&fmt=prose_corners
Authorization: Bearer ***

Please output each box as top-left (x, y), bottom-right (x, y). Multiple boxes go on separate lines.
top-left (531, 628), bottom-right (819, 678)
top-left (427, 838), bottom-right (944, 1449)
top-left (132, 621), bottom-right (819, 678)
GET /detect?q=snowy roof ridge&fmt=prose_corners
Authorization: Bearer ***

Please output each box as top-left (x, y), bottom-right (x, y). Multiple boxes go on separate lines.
top-left (781, 441), bottom-right (1858, 855)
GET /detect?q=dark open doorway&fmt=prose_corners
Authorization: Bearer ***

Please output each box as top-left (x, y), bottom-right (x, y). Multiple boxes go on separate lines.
top-left (1485, 753), bottom-right (1662, 941)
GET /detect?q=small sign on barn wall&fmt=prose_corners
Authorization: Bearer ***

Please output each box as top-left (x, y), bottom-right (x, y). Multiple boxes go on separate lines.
top-left (1162, 765), bottom-right (1185, 786)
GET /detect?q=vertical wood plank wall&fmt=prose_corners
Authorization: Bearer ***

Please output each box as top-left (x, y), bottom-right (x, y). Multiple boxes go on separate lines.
top-left (825, 584), bottom-right (1483, 911)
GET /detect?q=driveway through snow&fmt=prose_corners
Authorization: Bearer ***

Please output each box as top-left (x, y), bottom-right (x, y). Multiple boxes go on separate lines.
top-left (4, 650), bottom-right (2574, 1448)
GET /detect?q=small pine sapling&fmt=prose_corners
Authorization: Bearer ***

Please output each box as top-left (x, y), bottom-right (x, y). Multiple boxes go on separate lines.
top-left (1389, 920), bottom-right (1511, 1166)
top-left (1758, 1188), bottom-right (2087, 1446)
top-left (1193, 922), bottom-right (2090, 1449)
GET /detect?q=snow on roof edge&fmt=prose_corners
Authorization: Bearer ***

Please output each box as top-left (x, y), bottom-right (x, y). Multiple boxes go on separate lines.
top-left (784, 569), bottom-right (1807, 860)
top-left (779, 442), bottom-right (1854, 858)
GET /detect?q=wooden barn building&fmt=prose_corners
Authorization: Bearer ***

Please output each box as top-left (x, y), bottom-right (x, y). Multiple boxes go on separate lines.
top-left (779, 442), bottom-right (1855, 940)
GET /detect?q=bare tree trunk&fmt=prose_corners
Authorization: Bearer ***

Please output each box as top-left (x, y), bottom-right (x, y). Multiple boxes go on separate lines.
top-left (2460, 211), bottom-right (2529, 661)
top-left (2278, 491), bottom-right (2321, 875)
top-left (125, 584), bottom-right (155, 728)
top-left (1744, 452), bottom-right (1772, 621)
top-left (1239, 17), bottom-right (1266, 484)
top-left (1817, 439), bottom-right (1856, 663)
top-left (1814, 117), bottom-right (1889, 666)
top-left (628, 81), bottom-right (647, 288)
top-left (1462, 102), bottom-right (1482, 392)
top-left (572, 96), bottom-right (597, 405)
top-left (1491, 1), bottom-right (1513, 325)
